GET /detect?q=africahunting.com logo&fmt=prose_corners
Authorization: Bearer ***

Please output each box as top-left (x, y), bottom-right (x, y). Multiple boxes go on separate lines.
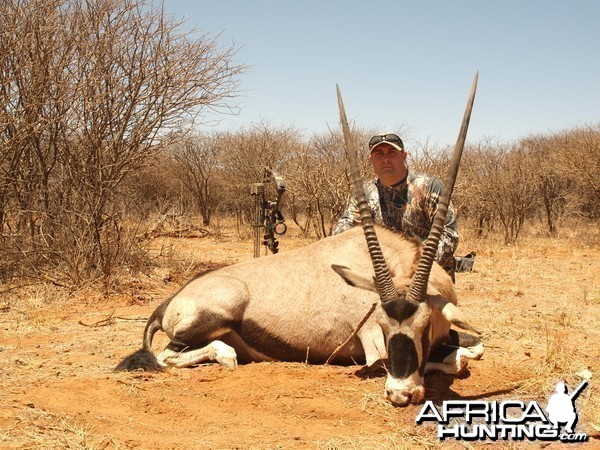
top-left (416, 380), bottom-right (589, 443)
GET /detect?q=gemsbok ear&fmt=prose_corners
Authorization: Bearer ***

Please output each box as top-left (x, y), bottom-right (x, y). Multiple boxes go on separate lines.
top-left (331, 265), bottom-right (376, 291)
top-left (427, 287), bottom-right (482, 335)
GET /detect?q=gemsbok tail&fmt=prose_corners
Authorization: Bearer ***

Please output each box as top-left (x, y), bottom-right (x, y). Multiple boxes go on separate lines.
top-left (114, 302), bottom-right (167, 372)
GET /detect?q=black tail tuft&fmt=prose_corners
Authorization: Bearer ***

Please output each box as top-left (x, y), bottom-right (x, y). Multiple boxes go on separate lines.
top-left (114, 348), bottom-right (164, 372)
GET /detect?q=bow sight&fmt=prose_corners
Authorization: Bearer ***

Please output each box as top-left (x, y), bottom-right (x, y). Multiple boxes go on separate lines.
top-left (250, 168), bottom-right (287, 257)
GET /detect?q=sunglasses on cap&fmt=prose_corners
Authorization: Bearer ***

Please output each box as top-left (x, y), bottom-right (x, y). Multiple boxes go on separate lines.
top-left (368, 133), bottom-right (404, 149)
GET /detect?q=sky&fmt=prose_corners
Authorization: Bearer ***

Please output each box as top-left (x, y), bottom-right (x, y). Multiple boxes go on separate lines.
top-left (160, 1), bottom-right (600, 147)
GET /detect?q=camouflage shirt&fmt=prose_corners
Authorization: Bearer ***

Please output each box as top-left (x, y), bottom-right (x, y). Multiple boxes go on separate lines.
top-left (332, 171), bottom-right (458, 271)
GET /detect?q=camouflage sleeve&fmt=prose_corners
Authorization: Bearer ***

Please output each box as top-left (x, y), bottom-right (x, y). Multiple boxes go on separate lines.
top-left (332, 180), bottom-right (380, 236)
top-left (421, 175), bottom-right (459, 269)
top-left (436, 201), bottom-right (459, 269)
top-left (331, 195), bottom-right (358, 235)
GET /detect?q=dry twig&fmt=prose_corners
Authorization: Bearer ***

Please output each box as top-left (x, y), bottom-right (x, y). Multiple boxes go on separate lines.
top-left (326, 303), bottom-right (377, 365)
top-left (78, 310), bottom-right (148, 327)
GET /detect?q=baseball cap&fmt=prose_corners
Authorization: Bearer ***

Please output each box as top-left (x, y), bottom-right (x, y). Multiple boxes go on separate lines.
top-left (368, 133), bottom-right (404, 153)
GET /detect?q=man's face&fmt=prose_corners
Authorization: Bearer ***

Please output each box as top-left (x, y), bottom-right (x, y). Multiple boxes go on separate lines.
top-left (369, 143), bottom-right (408, 186)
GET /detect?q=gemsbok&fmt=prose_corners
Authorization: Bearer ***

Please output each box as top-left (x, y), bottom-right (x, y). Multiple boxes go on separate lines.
top-left (116, 73), bottom-right (484, 406)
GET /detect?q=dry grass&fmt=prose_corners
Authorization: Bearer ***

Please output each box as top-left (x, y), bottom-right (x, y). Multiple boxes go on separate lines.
top-left (5, 284), bottom-right (70, 332)
top-left (454, 220), bottom-right (600, 438)
top-left (1, 406), bottom-right (99, 449)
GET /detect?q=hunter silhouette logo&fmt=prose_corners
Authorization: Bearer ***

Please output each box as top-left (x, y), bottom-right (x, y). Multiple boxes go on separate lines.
top-left (416, 380), bottom-right (590, 442)
top-left (546, 380), bottom-right (588, 434)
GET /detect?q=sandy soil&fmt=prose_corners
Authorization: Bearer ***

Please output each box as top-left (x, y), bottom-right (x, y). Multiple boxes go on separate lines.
top-left (1, 227), bottom-right (599, 449)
